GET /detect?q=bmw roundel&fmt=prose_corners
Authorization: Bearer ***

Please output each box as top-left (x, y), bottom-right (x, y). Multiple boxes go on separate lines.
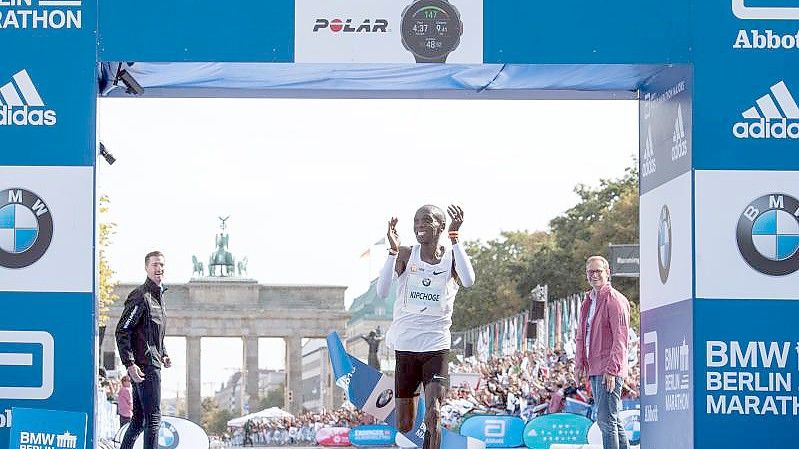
top-left (658, 205), bottom-right (672, 284)
top-left (736, 193), bottom-right (799, 276)
top-left (158, 420), bottom-right (180, 449)
top-left (0, 188), bottom-right (53, 269)
top-left (376, 388), bottom-right (393, 408)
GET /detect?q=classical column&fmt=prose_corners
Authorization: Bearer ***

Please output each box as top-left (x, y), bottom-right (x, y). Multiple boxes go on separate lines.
top-left (243, 336), bottom-right (259, 412)
top-left (284, 336), bottom-right (302, 414)
top-left (186, 336), bottom-right (202, 423)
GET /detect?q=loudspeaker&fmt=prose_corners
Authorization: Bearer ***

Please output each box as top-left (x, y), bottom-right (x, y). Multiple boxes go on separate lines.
top-left (526, 321), bottom-right (538, 340)
top-left (465, 342), bottom-right (474, 358)
top-left (102, 351), bottom-right (116, 370)
top-left (529, 300), bottom-right (545, 320)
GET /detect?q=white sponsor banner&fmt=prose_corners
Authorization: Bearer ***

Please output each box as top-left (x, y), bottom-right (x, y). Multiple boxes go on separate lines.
top-left (695, 170), bottom-right (799, 299)
top-left (640, 171), bottom-right (693, 311)
top-left (295, 0), bottom-right (483, 63)
top-left (0, 165), bottom-right (93, 293)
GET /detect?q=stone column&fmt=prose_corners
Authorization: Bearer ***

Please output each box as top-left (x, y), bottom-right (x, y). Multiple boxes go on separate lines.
top-left (186, 336), bottom-right (202, 423)
top-left (243, 336), bottom-right (259, 412)
top-left (284, 336), bottom-right (302, 415)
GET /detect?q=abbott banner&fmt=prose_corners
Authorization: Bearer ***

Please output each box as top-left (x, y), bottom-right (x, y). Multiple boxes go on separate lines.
top-left (295, 0), bottom-right (483, 63)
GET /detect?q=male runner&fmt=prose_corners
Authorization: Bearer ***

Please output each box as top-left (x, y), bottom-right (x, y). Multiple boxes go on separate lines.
top-left (377, 204), bottom-right (475, 449)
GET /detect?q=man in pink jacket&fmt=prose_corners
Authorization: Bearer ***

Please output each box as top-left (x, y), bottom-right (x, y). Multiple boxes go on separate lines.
top-left (575, 256), bottom-right (630, 449)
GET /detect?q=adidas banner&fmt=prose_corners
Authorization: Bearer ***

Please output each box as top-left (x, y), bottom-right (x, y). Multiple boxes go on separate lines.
top-left (326, 332), bottom-right (485, 449)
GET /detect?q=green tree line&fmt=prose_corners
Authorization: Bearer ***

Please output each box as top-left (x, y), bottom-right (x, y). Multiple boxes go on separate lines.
top-left (453, 162), bottom-right (640, 331)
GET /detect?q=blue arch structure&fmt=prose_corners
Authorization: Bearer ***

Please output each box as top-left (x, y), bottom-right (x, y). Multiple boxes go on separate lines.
top-left (1, 0), bottom-right (798, 448)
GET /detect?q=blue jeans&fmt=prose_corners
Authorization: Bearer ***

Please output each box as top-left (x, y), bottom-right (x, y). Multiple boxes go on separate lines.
top-left (590, 375), bottom-right (629, 449)
top-left (120, 366), bottom-right (161, 449)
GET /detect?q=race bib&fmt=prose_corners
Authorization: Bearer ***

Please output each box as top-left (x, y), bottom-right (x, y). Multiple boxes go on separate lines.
top-left (402, 267), bottom-right (448, 316)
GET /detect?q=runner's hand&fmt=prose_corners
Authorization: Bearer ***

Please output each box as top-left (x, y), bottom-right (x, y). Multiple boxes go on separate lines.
top-left (163, 356), bottom-right (172, 368)
top-left (447, 205), bottom-right (464, 232)
top-left (128, 364), bottom-right (145, 383)
top-left (387, 217), bottom-right (400, 252)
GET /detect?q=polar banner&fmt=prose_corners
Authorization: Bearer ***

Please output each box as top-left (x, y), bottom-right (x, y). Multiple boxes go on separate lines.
top-left (295, 0), bottom-right (483, 63)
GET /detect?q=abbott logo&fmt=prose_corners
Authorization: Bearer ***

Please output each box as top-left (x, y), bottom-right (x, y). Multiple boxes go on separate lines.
top-left (732, 0), bottom-right (799, 20)
top-left (643, 331), bottom-right (658, 396)
top-left (484, 419), bottom-right (506, 438)
top-left (0, 69), bottom-right (57, 126)
top-left (0, 330), bottom-right (54, 399)
top-left (732, 81), bottom-right (799, 139)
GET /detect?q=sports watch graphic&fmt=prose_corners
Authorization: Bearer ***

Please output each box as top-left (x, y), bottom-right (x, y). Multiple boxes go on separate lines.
top-left (400, 0), bottom-right (463, 63)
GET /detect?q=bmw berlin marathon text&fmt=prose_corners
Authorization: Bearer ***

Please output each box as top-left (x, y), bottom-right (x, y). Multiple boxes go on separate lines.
top-left (0, 0), bottom-right (81, 29)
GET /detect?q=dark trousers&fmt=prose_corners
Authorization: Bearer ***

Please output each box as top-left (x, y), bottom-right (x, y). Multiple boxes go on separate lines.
top-left (120, 366), bottom-right (161, 449)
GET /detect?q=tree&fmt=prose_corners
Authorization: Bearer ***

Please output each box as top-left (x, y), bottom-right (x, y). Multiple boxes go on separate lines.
top-left (97, 195), bottom-right (119, 355)
top-left (257, 384), bottom-right (285, 410)
top-left (453, 161), bottom-right (641, 332)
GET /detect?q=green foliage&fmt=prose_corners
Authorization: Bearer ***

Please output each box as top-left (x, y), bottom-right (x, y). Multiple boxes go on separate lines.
top-left (453, 161), bottom-right (640, 331)
top-left (98, 195), bottom-right (118, 327)
top-left (257, 385), bottom-right (285, 410)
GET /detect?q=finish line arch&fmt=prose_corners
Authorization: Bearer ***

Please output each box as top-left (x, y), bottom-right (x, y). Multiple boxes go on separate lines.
top-left (1, 1), bottom-right (797, 448)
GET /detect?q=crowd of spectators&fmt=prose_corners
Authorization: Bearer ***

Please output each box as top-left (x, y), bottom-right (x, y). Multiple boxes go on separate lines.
top-left (230, 409), bottom-right (371, 446)
top-left (227, 344), bottom-right (640, 446)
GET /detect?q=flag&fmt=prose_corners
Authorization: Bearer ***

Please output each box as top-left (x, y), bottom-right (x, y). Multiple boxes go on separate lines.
top-left (360, 237), bottom-right (387, 258)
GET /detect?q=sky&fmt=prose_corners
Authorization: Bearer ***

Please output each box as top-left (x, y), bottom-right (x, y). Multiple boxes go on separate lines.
top-left (97, 97), bottom-right (638, 399)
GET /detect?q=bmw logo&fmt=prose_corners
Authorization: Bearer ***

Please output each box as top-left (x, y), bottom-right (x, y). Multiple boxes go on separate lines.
top-left (0, 188), bottom-right (53, 269)
top-left (376, 388), bottom-right (393, 408)
top-left (658, 205), bottom-right (672, 283)
top-left (422, 278), bottom-right (431, 287)
top-left (158, 421), bottom-right (180, 449)
top-left (736, 193), bottom-right (799, 276)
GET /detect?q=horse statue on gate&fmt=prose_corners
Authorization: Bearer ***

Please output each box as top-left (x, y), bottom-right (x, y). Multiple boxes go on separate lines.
top-left (237, 257), bottom-right (248, 277)
top-left (191, 255), bottom-right (204, 277)
top-left (208, 216), bottom-right (236, 277)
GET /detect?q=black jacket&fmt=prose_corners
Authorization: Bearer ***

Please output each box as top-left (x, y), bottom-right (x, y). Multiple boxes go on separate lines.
top-left (115, 278), bottom-right (169, 368)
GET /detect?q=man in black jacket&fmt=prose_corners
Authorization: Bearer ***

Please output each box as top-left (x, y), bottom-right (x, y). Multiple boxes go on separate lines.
top-left (116, 251), bottom-right (171, 449)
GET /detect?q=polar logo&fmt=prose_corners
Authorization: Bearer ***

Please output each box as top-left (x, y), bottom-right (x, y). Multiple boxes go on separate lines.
top-left (732, 0), bottom-right (799, 20)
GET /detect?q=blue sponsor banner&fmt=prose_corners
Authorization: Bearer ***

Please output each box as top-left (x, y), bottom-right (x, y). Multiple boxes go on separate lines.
top-left (9, 407), bottom-right (87, 449)
top-left (695, 298), bottom-right (799, 448)
top-left (98, 0), bottom-right (294, 62)
top-left (349, 425), bottom-right (396, 447)
top-left (0, 0), bottom-right (97, 167)
top-left (460, 415), bottom-right (525, 448)
top-left (522, 413), bottom-right (592, 449)
top-left (639, 65), bottom-right (693, 195)
top-left (691, 0), bottom-right (799, 170)
top-left (0, 293), bottom-right (95, 449)
top-left (640, 299), bottom-right (693, 449)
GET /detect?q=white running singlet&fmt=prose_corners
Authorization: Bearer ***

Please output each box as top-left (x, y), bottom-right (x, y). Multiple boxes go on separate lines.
top-left (386, 244), bottom-right (459, 352)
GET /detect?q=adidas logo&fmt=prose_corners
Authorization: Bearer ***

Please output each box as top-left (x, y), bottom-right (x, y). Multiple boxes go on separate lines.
top-left (641, 125), bottom-right (657, 177)
top-left (0, 70), bottom-right (57, 126)
top-left (732, 80), bottom-right (799, 139)
top-left (671, 104), bottom-right (688, 161)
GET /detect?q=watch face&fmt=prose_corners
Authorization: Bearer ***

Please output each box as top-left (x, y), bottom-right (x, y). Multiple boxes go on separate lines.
top-left (401, 0), bottom-right (462, 61)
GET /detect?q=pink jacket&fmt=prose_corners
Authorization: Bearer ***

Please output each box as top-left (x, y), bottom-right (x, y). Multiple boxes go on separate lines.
top-left (118, 385), bottom-right (133, 418)
top-left (574, 283), bottom-right (630, 378)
